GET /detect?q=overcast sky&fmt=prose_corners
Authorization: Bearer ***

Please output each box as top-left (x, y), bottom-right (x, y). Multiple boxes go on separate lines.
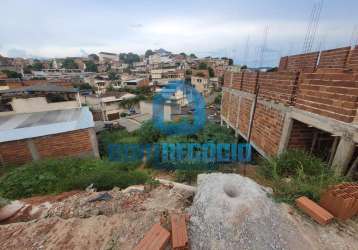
top-left (0, 0), bottom-right (357, 66)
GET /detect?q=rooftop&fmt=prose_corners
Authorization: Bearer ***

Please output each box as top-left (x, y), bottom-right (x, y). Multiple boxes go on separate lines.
top-left (0, 84), bottom-right (78, 96)
top-left (0, 107), bottom-right (94, 142)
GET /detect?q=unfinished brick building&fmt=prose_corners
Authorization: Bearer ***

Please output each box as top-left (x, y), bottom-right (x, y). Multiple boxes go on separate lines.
top-left (0, 107), bottom-right (99, 166)
top-left (221, 45), bottom-right (358, 176)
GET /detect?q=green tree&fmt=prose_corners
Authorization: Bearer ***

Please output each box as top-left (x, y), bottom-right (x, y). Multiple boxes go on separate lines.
top-left (1, 70), bottom-right (22, 78)
top-left (119, 53), bottom-right (140, 65)
top-left (108, 71), bottom-right (119, 80)
top-left (62, 58), bottom-right (78, 69)
top-left (145, 49), bottom-right (155, 58)
top-left (267, 67), bottom-right (278, 72)
top-left (208, 67), bottom-right (215, 77)
top-left (179, 52), bottom-right (187, 58)
top-left (85, 61), bottom-right (98, 72)
top-left (88, 54), bottom-right (99, 62)
top-left (190, 53), bottom-right (197, 58)
top-left (32, 61), bottom-right (43, 71)
top-left (198, 62), bottom-right (208, 70)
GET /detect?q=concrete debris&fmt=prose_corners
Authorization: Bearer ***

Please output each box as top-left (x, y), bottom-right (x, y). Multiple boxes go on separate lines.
top-left (87, 192), bottom-right (113, 203)
top-left (188, 173), bottom-right (358, 250)
top-left (0, 183), bottom-right (189, 249)
top-left (122, 185), bottom-right (145, 194)
top-left (0, 201), bottom-right (24, 222)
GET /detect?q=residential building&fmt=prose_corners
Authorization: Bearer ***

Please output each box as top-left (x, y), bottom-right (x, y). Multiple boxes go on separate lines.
top-left (139, 100), bottom-right (179, 121)
top-left (221, 45), bottom-right (358, 177)
top-left (0, 85), bottom-right (81, 116)
top-left (122, 78), bottom-right (150, 89)
top-left (191, 69), bottom-right (211, 96)
top-left (150, 69), bottom-right (185, 85)
top-left (82, 92), bottom-right (136, 121)
top-left (98, 52), bottom-right (119, 63)
top-left (0, 107), bottom-right (99, 166)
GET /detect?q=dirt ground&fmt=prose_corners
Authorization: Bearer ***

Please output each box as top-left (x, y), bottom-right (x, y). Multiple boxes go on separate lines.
top-left (0, 184), bottom-right (190, 250)
top-left (0, 176), bottom-right (357, 250)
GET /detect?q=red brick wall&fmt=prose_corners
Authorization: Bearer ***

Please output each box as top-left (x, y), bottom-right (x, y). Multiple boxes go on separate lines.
top-left (347, 45), bottom-right (358, 72)
top-left (232, 72), bottom-right (244, 90)
top-left (258, 72), bottom-right (299, 105)
top-left (0, 140), bottom-right (32, 165)
top-left (241, 72), bottom-right (258, 94)
top-left (238, 97), bottom-right (252, 137)
top-left (223, 72), bottom-right (232, 87)
top-left (33, 129), bottom-right (93, 158)
top-left (221, 91), bottom-right (230, 119)
top-left (295, 73), bottom-right (358, 123)
top-left (228, 94), bottom-right (240, 126)
top-left (138, 79), bottom-right (150, 87)
top-left (280, 52), bottom-right (319, 73)
top-left (0, 129), bottom-right (94, 166)
top-left (288, 120), bottom-right (316, 150)
top-left (317, 47), bottom-right (351, 70)
top-left (250, 103), bottom-right (285, 156)
top-left (278, 56), bottom-right (288, 71)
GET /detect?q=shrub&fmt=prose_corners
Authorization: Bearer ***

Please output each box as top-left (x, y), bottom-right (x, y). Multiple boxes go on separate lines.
top-left (0, 158), bottom-right (149, 199)
top-left (174, 162), bottom-right (216, 184)
top-left (258, 150), bottom-right (345, 203)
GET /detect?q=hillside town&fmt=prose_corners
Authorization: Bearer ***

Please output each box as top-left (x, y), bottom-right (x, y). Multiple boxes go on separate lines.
top-left (0, 1), bottom-right (358, 250)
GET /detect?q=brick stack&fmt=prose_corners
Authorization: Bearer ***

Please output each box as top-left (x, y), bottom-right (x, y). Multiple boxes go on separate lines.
top-left (319, 183), bottom-right (358, 220)
top-left (135, 213), bottom-right (189, 250)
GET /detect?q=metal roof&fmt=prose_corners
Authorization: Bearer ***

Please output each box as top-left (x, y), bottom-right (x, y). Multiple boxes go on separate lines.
top-left (0, 84), bottom-right (78, 95)
top-left (0, 107), bottom-right (94, 142)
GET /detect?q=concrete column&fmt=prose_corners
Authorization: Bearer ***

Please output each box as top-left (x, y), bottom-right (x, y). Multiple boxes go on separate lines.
top-left (277, 115), bottom-right (294, 154)
top-left (88, 128), bottom-right (100, 158)
top-left (332, 136), bottom-right (356, 176)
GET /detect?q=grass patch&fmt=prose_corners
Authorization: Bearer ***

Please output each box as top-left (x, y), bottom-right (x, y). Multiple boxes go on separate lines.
top-left (258, 150), bottom-right (345, 203)
top-left (0, 157), bottom-right (150, 200)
